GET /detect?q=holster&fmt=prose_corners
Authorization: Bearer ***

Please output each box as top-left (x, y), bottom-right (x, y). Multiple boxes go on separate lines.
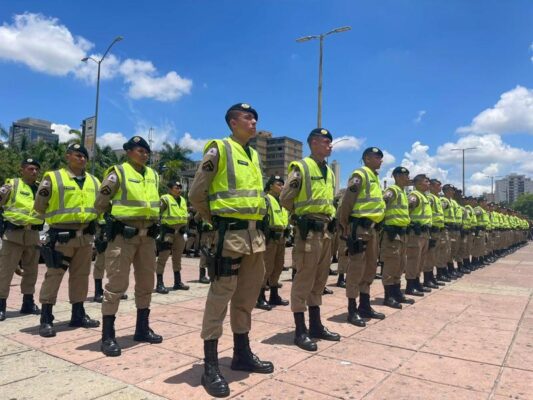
top-left (40, 234), bottom-right (70, 270)
top-left (0, 216), bottom-right (4, 237)
top-left (346, 218), bottom-right (368, 255)
top-left (428, 238), bottom-right (437, 248)
top-left (327, 218), bottom-right (337, 234)
top-left (202, 221), bottom-right (242, 282)
top-left (94, 237), bottom-right (108, 254)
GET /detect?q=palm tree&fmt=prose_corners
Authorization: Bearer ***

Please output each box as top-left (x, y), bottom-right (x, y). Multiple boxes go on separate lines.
top-left (158, 142), bottom-right (193, 183)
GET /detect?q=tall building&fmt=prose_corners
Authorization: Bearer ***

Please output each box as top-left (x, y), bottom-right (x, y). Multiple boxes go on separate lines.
top-left (9, 118), bottom-right (58, 147)
top-left (495, 173), bottom-right (533, 204)
top-left (330, 160), bottom-right (341, 194)
top-left (249, 130), bottom-right (303, 180)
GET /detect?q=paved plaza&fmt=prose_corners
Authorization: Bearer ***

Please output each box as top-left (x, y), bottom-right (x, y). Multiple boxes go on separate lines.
top-left (1, 244), bottom-right (533, 399)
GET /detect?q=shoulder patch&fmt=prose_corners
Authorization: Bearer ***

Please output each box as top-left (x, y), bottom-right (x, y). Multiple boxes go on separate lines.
top-left (290, 180), bottom-right (300, 189)
top-left (100, 186), bottom-right (111, 196)
top-left (202, 160), bottom-right (214, 172)
top-left (0, 186), bottom-right (9, 194)
top-left (206, 147), bottom-right (218, 157)
top-left (107, 173), bottom-right (117, 183)
top-left (38, 188), bottom-right (50, 197)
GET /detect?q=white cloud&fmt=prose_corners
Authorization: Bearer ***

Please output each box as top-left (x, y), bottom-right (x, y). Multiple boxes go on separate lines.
top-left (401, 141), bottom-right (449, 182)
top-left (468, 184), bottom-right (491, 197)
top-left (381, 150), bottom-right (396, 168)
top-left (331, 135), bottom-right (365, 151)
top-left (0, 13), bottom-right (92, 75)
top-left (98, 132), bottom-right (127, 149)
top-left (413, 110), bottom-right (426, 124)
top-left (179, 132), bottom-right (208, 153)
top-left (133, 120), bottom-right (175, 151)
top-left (51, 123), bottom-right (78, 143)
top-left (0, 13), bottom-right (193, 102)
top-left (457, 86), bottom-right (533, 135)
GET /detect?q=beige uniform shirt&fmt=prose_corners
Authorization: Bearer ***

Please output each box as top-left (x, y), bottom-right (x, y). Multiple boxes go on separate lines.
top-left (188, 139), bottom-right (265, 255)
top-left (337, 170), bottom-right (364, 235)
top-left (94, 164), bottom-right (157, 229)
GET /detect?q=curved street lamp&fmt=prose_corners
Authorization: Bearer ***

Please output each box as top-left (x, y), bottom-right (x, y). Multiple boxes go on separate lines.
top-left (81, 36), bottom-right (124, 174)
top-left (296, 26), bottom-right (351, 127)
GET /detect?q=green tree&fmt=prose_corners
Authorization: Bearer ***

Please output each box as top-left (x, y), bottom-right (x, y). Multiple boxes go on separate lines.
top-left (158, 142), bottom-right (193, 183)
top-left (512, 193), bottom-right (533, 219)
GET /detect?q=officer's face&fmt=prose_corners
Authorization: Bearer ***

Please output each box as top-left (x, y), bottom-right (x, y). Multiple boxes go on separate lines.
top-left (365, 154), bottom-right (383, 170)
top-left (128, 146), bottom-right (149, 166)
top-left (311, 136), bottom-right (332, 158)
top-left (170, 185), bottom-right (182, 196)
top-left (66, 151), bottom-right (87, 170)
top-left (20, 165), bottom-right (39, 183)
top-left (418, 178), bottom-right (430, 192)
top-left (271, 181), bottom-right (283, 195)
top-left (396, 173), bottom-right (410, 187)
top-left (430, 182), bottom-right (442, 194)
top-left (230, 111), bottom-right (256, 139)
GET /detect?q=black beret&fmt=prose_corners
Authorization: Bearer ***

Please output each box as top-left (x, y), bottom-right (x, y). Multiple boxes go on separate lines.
top-left (123, 136), bottom-right (151, 153)
top-left (67, 143), bottom-right (89, 159)
top-left (307, 128), bottom-right (333, 142)
top-left (167, 181), bottom-right (182, 189)
top-left (442, 184), bottom-right (455, 192)
top-left (225, 103), bottom-right (258, 124)
top-left (362, 147), bottom-right (384, 158)
top-left (265, 175), bottom-right (284, 191)
top-left (429, 178), bottom-right (442, 185)
top-left (21, 158), bottom-right (41, 168)
top-left (392, 166), bottom-right (409, 176)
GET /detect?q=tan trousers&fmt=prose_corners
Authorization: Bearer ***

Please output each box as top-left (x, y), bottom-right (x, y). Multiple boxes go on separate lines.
top-left (102, 234), bottom-right (156, 315)
top-left (0, 230), bottom-right (40, 299)
top-left (472, 231), bottom-right (486, 257)
top-left (457, 231), bottom-right (468, 260)
top-left (39, 234), bottom-right (93, 305)
top-left (201, 250), bottom-right (265, 340)
top-left (185, 229), bottom-right (199, 253)
top-left (380, 232), bottom-right (406, 286)
top-left (262, 237), bottom-right (286, 287)
top-left (156, 233), bottom-right (185, 274)
top-left (345, 226), bottom-right (379, 299)
top-left (331, 230), bottom-right (339, 261)
top-left (93, 252), bottom-right (105, 280)
top-left (337, 235), bottom-right (348, 275)
top-left (405, 232), bottom-right (429, 279)
top-left (423, 230), bottom-right (442, 272)
top-left (448, 230), bottom-right (459, 262)
top-left (291, 227), bottom-right (332, 312)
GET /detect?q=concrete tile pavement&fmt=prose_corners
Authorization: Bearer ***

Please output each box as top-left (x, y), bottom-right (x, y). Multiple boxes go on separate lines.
top-left (0, 244), bottom-right (533, 399)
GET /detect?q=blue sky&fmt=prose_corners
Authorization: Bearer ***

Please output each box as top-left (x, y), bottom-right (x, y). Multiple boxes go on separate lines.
top-left (1, 1), bottom-right (533, 195)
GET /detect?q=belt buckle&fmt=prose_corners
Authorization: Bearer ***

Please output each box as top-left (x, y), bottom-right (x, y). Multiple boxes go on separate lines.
top-left (23, 225), bottom-right (32, 231)
top-left (138, 228), bottom-right (148, 237)
top-left (76, 230), bottom-right (83, 238)
top-left (248, 220), bottom-right (256, 229)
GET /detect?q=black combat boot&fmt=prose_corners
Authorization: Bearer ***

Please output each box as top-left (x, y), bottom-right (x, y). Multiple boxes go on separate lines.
top-left (69, 302), bottom-right (100, 328)
top-left (291, 268), bottom-right (296, 281)
top-left (394, 284), bottom-right (415, 304)
top-left (231, 332), bottom-right (274, 373)
top-left (269, 286), bottom-right (289, 306)
top-left (347, 298), bottom-right (366, 326)
top-left (431, 271), bottom-right (445, 286)
top-left (447, 263), bottom-right (459, 279)
top-left (199, 267), bottom-right (210, 284)
top-left (0, 298), bottom-right (6, 321)
top-left (202, 339), bottom-right (230, 398)
top-left (417, 277), bottom-right (431, 293)
top-left (457, 261), bottom-right (470, 274)
top-left (423, 272), bottom-right (439, 289)
top-left (336, 273), bottom-right (346, 288)
top-left (101, 315), bottom-right (121, 357)
top-left (405, 279), bottom-right (424, 296)
top-left (436, 267), bottom-right (451, 282)
top-left (255, 288), bottom-right (272, 310)
top-left (293, 312), bottom-right (316, 351)
top-left (155, 274), bottom-right (169, 294)
top-left (383, 285), bottom-right (402, 309)
top-left (39, 304), bottom-right (56, 337)
top-left (20, 294), bottom-right (40, 314)
top-left (323, 286), bottom-right (333, 295)
top-left (462, 258), bottom-right (473, 272)
top-left (133, 308), bottom-right (163, 343)
top-left (172, 271), bottom-right (190, 290)
top-left (94, 279), bottom-right (104, 302)
top-left (309, 305), bottom-right (341, 341)
top-left (329, 268), bottom-right (338, 276)
top-left (358, 293), bottom-right (386, 319)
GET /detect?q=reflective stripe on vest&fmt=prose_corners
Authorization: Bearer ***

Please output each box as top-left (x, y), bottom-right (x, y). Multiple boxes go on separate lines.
top-left (161, 194), bottom-right (188, 225)
top-left (427, 193), bottom-right (444, 228)
top-left (441, 197), bottom-right (456, 224)
top-left (266, 193), bottom-right (288, 229)
top-left (111, 163), bottom-right (160, 220)
top-left (384, 185), bottom-right (410, 227)
top-left (350, 166), bottom-right (385, 223)
top-left (291, 157), bottom-right (335, 217)
top-left (410, 190), bottom-right (432, 226)
top-left (451, 199), bottom-right (464, 227)
top-left (3, 178), bottom-right (43, 225)
top-left (207, 138), bottom-right (266, 220)
top-left (44, 169), bottom-right (99, 224)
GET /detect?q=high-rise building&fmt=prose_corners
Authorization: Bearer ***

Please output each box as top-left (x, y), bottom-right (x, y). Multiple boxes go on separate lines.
top-left (9, 118), bottom-right (58, 147)
top-left (249, 130), bottom-right (303, 180)
top-left (495, 173), bottom-right (533, 204)
top-left (330, 160), bottom-right (341, 194)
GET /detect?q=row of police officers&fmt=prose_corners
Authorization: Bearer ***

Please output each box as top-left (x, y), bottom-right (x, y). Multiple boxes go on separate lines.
top-left (0, 103), bottom-right (530, 399)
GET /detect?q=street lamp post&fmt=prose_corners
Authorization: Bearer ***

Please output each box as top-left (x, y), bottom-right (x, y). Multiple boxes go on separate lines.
top-left (296, 26), bottom-right (351, 128)
top-left (451, 147), bottom-right (477, 195)
top-left (485, 175), bottom-right (502, 196)
top-left (81, 36), bottom-right (123, 174)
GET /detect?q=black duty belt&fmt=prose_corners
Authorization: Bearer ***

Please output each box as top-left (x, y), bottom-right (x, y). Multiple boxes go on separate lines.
top-left (213, 216), bottom-right (265, 231)
top-left (4, 221), bottom-right (43, 231)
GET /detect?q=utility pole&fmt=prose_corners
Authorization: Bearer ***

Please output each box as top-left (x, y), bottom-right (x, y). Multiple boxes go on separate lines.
top-left (451, 147), bottom-right (477, 195)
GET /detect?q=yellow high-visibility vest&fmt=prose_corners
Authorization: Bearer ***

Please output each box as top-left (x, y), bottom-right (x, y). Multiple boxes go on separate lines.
top-left (383, 185), bottom-right (410, 227)
top-left (3, 178), bottom-right (43, 226)
top-left (350, 166), bottom-right (385, 223)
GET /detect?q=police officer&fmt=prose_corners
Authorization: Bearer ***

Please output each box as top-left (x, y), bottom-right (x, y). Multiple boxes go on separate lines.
top-left (380, 167), bottom-right (414, 308)
top-left (34, 144), bottom-right (100, 337)
top-left (185, 207), bottom-right (200, 257)
top-left (281, 128), bottom-right (339, 351)
top-left (440, 184), bottom-right (460, 280)
top-left (92, 215), bottom-right (107, 302)
top-left (196, 212), bottom-right (213, 284)
top-left (424, 179), bottom-right (445, 289)
top-left (257, 175), bottom-right (289, 309)
top-left (338, 147), bottom-right (386, 326)
top-left (189, 103), bottom-right (273, 398)
top-left (0, 158), bottom-right (43, 321)
top-left (155, 181), bottom-right (189, 293)
top-left (95, 136), bottom-right (162, 357)
top-left (334, 189), bottom-right (347, 288)
top-left (405, 174), bottom-right (432, 296)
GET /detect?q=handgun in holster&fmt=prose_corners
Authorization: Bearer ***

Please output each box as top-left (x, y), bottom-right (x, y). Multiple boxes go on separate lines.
top-left (41, 231), bottom-right (71, 270)
top-left (346, 219), bottom-right (367, 255)
top-left (94, 226), bottom-right (108, 254)
top-left (428, 238), bottom-right (437, 248)
top-left (295, 216), bottom-right (309, 241)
